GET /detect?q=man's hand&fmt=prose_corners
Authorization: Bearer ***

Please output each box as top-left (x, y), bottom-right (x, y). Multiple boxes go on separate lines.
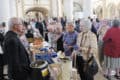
top-left (68, 46), bottom-right (73, 49)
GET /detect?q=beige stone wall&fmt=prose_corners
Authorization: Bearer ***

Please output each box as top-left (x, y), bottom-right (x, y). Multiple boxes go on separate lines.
top-left (14, 0), bottom-right (120, 19)
top-left (94, 0), bottom-right (120, 19)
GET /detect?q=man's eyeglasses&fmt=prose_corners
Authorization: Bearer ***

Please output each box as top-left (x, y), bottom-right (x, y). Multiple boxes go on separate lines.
top-left (14, 23), bottom-right (23, 26)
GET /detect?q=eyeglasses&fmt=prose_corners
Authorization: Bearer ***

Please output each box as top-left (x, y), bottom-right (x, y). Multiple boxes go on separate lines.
top-left (15, 23), bottom-right (23, 25)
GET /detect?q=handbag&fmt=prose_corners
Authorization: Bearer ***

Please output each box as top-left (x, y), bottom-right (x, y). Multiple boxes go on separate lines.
top-left (84, 56), bottom-right (98, 76)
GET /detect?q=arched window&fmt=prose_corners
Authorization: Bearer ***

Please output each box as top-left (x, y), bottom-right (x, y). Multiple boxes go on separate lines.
top-left (73, 2), bottom-right (83, 12)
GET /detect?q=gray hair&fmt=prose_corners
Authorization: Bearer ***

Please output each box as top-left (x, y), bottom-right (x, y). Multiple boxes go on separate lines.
top-left (66, 21), bottom-right (74, 27)
top-left (112, 19), bottom-right (120, 27)
top-left (8, 17), bottom-right (23, 30)
top-left (80, 19), bottom-right (92, 29)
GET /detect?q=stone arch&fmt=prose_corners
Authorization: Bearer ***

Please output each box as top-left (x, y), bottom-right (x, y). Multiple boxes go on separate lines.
top-left (25, 7), bottom-right (49, 17)
top-left (73, 2), bottom-right (83, 12)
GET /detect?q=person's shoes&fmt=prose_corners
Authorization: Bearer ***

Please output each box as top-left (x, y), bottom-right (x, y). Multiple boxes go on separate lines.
top-left (114, 75), bottom-right (120, 79)
top-left (103, 74), bottom-right (108, 78)
top-left (103, 75), bottom-right (112, 80)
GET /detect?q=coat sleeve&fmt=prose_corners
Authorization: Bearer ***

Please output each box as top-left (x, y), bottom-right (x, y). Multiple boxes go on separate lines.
top-left (89, 33), bottom-right (98, 54)
top-left (73, 32), bottom-right (78, 50)
top-left (103, 29), bottom-right (111, 42)
top-left (63, 33), bottom-right (68, 50)
top-left (90, 33), bottom-right (102, 70)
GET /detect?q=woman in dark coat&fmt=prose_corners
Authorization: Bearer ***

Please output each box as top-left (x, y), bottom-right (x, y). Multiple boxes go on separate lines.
top-left (57, 33), bottom-right (64, 52)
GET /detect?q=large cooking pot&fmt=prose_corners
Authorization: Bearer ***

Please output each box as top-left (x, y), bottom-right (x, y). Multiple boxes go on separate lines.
top-left (30, 60), bottom-right (50, 80)
top-left (60, 57), bottom-right (72, 80)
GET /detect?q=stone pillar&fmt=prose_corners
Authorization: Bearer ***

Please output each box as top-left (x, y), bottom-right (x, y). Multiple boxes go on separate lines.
top-left (16, 0), bottom-right (24, 18)
top-left (0, 0), bottom-right (10, 32)
top-left (51, 0), bottom-right (58, 17)
top-left (9, 0), bottom-right (17, 17)
top-left (102, 0), bottom-right (108, 19)
top-left (83, 0), bottom-right (93, 18)
top-left (63, 0), bottom-right (73, 21)
top-left (0, 0), bottom-right (10, 22)
top-left (58, 0), bottom-right (63, 17)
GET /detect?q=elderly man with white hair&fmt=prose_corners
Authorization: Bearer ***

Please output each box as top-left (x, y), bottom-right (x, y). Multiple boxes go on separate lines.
top-left (3, 17), bottom-right (31, 80)
top-left (75, 19), bottom-right (100, 80)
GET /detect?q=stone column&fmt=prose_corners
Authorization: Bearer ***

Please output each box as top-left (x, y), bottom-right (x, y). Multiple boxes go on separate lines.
top-left (83, 0), bottom-right (93, 18)
top-left (51, 0), bottom-right (58, 17)
top-left (15, 0), bottom-right (24, 18)
top-left (63, 0), bottom-right (73, 21)
top-left (58, 0), bottom-right (63, 17)
top-left (9, 0), bottom-right (17, 17)
top-left (0, 0), bottom-right (10, 32)
top-left (102, 0), bottom-right (108, 19)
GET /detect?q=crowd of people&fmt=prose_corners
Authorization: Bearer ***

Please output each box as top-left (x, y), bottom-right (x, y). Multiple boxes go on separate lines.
top-left (0, 16), bottom-right (120, 80)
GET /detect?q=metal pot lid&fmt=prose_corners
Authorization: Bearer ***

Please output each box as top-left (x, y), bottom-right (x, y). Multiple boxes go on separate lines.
top-left (59, 57), bottom-right (72, 61)
top-left (30, 60), bottom-right (48, 68)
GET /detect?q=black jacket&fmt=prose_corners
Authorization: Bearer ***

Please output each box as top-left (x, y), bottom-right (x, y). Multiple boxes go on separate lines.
top-left (3, 31), bottom-right (30, 79)
top-left (35, 22), bottom-right (44, 37)
top-left (0, 33), bottom-right (4, 47)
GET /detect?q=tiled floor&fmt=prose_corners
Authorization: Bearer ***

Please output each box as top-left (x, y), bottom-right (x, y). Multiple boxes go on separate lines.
top-left (4, 65), bottom-right (117, 80)
top-left (95, 72), bottom-right (118, 80)
top-left (95, 72), bottom-right (107, 80)
top-left (71, 70), bottom-right (107, 80)
top-left (76, 71), bottom-right (116, 80)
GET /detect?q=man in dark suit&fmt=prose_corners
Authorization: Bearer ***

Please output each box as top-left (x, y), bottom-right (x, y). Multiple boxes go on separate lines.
top-left (35, 19), bottom-right (44, 37)
top-left (3, 17), bottom-right (31, 80)
top-left (0, 23), bottom-right (4, 79)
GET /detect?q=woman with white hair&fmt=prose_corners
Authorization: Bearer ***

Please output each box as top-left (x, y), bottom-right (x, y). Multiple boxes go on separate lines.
top-left (47, 22), bottom-right (56, 48)
top-left (76, 19), bottom-right (100, 80)
top-left (47, 21), bottom-right (63, 50)
top-left (103, 19), bottom-right (120, 79)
